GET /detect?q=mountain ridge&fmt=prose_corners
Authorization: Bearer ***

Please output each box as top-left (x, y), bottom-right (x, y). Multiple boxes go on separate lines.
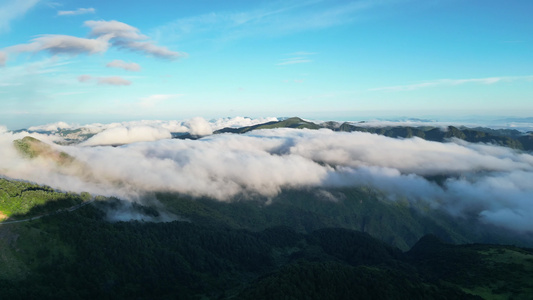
top-left (211, 117), bottom-right (533, 151)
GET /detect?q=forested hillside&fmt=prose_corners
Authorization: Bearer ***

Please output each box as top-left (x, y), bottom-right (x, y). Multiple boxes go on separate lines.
top-left (1, 178), bottom-right (532, 299)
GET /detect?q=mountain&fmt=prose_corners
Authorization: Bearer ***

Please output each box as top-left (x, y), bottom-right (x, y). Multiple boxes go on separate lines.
top-left (13, 136), bottom-right (75, 165)
top-left (214, 117), bottom-right (321, 134)
top-left (1, 180), bottom-right (532, 299)
top-left (213, 118), bottom-right (533, 151)
top-left (0, 178), bottom-right (90, 221)
top-left (155, 189), bottom-right (532, 251)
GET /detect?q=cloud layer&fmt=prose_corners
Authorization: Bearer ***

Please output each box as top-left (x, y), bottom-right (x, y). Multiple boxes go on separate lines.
top-left (1, 122), bottom-right (533, 235)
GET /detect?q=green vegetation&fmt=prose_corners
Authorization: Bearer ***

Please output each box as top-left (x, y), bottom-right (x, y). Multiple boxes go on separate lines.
top-left (155, 188), bottom-right (528, 251)
top-left (1, 178), bottom-right (532, 299)
top-left (214, 117), bottom-right (320, 134)
top-left (0, 178), bottom-right (88, 220)
top-left (13, 136), bottom-right (40, 158)
top-left (13, 136), bottom-right (75, 165)
top-left (407, 235), bottom-right (533, 300)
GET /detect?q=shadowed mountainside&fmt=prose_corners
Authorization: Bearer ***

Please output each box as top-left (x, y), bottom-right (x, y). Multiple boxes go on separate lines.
top-left (0, 178), bottom-right (532, 299)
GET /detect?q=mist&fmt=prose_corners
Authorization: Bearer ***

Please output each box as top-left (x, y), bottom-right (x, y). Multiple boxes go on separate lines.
top-left (1, 119), bottom-right (532, 234)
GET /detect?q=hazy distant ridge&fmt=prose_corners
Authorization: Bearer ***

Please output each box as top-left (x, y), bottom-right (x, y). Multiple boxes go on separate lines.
top-left (214, 117), bottom-right (533, 151)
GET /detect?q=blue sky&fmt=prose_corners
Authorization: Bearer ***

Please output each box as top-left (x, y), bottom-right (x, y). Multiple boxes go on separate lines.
top-left (1, 0), bottom-right (532, 129)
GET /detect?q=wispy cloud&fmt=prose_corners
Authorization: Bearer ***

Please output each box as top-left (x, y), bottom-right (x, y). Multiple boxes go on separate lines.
top-left (57, 7), bottom-right (95, 16)
top-left (4, 34), bottom-right (110, 56)
top-left (277, 58), bottom-right (312, 65)
top-left (86, 20), bottom-right (148, 40)
top-left (0, 20), bottom-right (186, 65)
top-left (106, 59), bottom-right (141, 72)
top-left (370, 75), bottom-right (533, 92)
top-left (0, 0), bottom-right (39, 33)
top-left (77, 75), bottom-right (93, 83)
top-left (78, 75), bottom-right (132, 86)
top-left (97, 76), bottom-right (131, 86)
top-left (139, 94), bottom-right (183, 108)
top-left (85, 20), bottom-right (187, 60)
top-left (287, 51), bottom-right (318, 56)
top-left (277, 51), bottom-right (316, 66)
top-left (0, 51), bottom-right (6, 67)
top-left (152, 0), bottom-right (398, 44)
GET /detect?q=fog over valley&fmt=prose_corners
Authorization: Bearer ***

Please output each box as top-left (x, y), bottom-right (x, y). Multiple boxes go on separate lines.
top-left (2, 116), bottom-right (533, 236)
top-left (2, 1), bottom-right (533, 298)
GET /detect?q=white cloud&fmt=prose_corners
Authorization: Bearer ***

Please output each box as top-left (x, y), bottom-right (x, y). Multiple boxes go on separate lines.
top-left (210, 116), bottom-right (278, 130)
top-left (0, 0), bottom-right (39, 33)
top-left (185, 117), bottom-right (213, 136)
top-left (57, 7), bottom-right (95, 16)
top-left (85, 20), bottom-right (186, 60)
top-left (106, 59), bottom-right (141, 72)
top-left (81, 126), bottom-right (171, 146)
top-left (97, 76), bottom-right (131, 86)
top-left (370, 76), bottom-right (533, 92)
top-left (0, 51), bottom-right (6, 66)
top-left (28, 121), bottom-right (72, 132)
top-left (114, 40), bottom-right (186, 59)
top-left (3, 120), bottom-right (533, 235)
top-left (85, 20), bottom-right (148, 40)
top-left (4, 34), bottom-right (110, 56)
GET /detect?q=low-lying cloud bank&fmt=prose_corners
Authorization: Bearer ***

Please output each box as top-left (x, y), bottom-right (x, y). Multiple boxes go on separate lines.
top-left (1, 122), bottom-right (532, 235)
top-left (26, 116), bottom-right (279, 145)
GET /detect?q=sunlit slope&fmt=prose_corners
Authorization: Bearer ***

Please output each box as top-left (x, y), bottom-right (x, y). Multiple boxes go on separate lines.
top-left (214, 117), bottom-right (320, 134)
top-left (13, 136), bottom-right (75, 164)
top-left (10, 136), bottom-right (121, 190)
top-left (0, 178), bottom-right (89, 220)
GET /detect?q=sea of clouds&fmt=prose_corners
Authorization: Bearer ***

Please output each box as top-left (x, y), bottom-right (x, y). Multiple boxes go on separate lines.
top-left (1, 117), bottom-right (532, 234)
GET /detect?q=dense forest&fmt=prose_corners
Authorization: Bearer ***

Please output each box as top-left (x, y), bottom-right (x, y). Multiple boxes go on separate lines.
top-left (1, 178), bottom-right (532, 299)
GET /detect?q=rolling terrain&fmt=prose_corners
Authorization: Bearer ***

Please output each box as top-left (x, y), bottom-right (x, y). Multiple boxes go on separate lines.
top-left (1, 178), bottom-right (532, 299)
top-left (215, 117), bottom-right (533, 151)
top-left (1, 118), bottom-right (533, 299)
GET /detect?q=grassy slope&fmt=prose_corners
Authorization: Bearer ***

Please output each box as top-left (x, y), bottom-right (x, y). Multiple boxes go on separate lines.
top-left (13, 136), bottom-right (75, 164)
top-left (0, 178), bottom-right (89, 220)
